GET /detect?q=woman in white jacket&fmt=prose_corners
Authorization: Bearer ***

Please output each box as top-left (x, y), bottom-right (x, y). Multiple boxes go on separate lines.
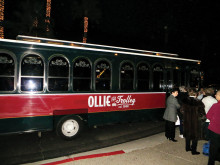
top-left (202, 88), bottom-right (217, 140)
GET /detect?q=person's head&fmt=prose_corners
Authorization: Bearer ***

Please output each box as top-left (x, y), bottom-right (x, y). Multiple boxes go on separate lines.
top-left (171, 88), bottom-right (179, 97)
top-left (215, 90), bottom-right (220, 101)
top-left (198, 90), bottom-right (204, 96)
top-left (189, 89), bottom-right (197, 97)
top-left (187, 88), bottom-right (194, 94)
top-left (179, 86), bottom-right (187, 92)
top-left (204, 88), bottom-right (215, 96)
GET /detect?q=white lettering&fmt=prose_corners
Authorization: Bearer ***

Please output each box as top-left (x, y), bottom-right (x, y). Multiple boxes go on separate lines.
top-left (94, 96), bottom-right (98, 107)
top-left (103, 96), bottom-right (106, 106)
top-left (88, 95), bottom-right (135, 108)
top-left (99, 96), bottom-right (103, 107)
top-left (106, 96), bottom-right (111, 106)
top-left (115, 95), bottom-right (135, 105)
top-left (88, 96), bottom-right (94, 107)
top-left (116, 96), bottom-right (123, 104)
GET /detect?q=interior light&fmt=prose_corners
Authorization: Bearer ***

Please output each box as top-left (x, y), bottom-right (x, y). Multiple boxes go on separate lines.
top-left (47, 41), bottom-right (64, 45)
top-left (27, 80), bottom-right (36, 90)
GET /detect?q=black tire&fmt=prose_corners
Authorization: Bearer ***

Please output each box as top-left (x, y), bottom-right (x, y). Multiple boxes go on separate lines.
top-left (56, 115), bottom-right (83, 140)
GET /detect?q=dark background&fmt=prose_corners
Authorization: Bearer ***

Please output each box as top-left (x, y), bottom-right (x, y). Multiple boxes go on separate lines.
top-left (3, 0), bottom-right (220, 86)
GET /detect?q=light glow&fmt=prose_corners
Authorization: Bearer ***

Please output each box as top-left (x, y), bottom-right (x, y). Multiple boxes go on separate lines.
top-left (0, 0), bottom-right (4, 39)
top-left (27, 80), bottom-right (36, 90)
top-left (45, 0), bottom-right (51, 32)
top-left (33, 17), bottom-right (38, 28)
top-left (83, 17), bottom-right (88, 43)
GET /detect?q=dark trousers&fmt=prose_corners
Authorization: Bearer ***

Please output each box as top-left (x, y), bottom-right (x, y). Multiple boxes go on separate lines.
top-left (179, 119), bottom-right (183, 135)
top-left (165, 120), bottom-right (175, 139)
top-left (204, 122), bottom-right (210, 140)
top-left (185, 138), bottom-right (198, 152)
top-left (208, 130), bottom-right (220, 165)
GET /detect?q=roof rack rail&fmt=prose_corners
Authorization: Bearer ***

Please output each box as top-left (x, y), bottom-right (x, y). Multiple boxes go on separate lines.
top-left (16, 35), bottom-right (179, 57)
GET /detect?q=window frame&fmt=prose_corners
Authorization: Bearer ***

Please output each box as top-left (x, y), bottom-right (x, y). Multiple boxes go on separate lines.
top-left (152, 63), bottom-right (164, 91)
top-left (136, 61), bottom-right (150, 91)
top-left (180, 68), bottom-right (186, 86)
top-left (73, 56), bottom-right (92, 92)
top-left (47, 54), bottom-right (70, 92)
top-left (94, 58), bottom-right (112, 92)
top-left (120, 60), bottom-right (135, 91)
top-left (189, 67), bottom-right (200, 88)
top-left (19, 52), bottom-right (45, 93)
top-left (0, 50), bottom-right (17, 93)
top-left (173, 66), bottom-right (180, 88)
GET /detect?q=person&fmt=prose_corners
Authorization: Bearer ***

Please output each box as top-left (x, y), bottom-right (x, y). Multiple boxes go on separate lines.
top-left (197, 88), bottom-right (205, 100)
top-left (207, 90), bottom-right (220, 165)
top-left (180, 89), bottom-right (206, 155)
top-left (177, 86), bottom-right (188, 138)
top-left (202, 88), bottom-right (217, 140)
top-left (163, 88), bottom-right (180, 142)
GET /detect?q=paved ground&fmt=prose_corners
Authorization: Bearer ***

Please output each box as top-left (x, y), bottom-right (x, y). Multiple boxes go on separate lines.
top-left (27, 131), bottom-right (220, 165)
top-left (0, 121), bottom-right (164, 165)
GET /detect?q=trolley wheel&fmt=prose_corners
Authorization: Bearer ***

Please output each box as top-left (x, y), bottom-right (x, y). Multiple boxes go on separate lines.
top-left (56, 115), bottom-right (83, 140)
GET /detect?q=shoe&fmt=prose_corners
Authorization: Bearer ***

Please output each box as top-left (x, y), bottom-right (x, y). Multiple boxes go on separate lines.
top-left (170, 139), bottom-right (178, 142)
top-left (166, 137), bottom-right (172, 140)
top-left (179, 135), bottom-right (184, 138)
top-left (191, 151), bottom-right (200, 155)
top-left (186, 148), bottom-right (192, 152)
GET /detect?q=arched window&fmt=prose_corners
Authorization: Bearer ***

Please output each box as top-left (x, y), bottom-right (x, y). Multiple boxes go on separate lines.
top-left (95, 60), bottom-right (111, 91)
top-left (166, 69), bottom-right (172, 89)
top-left (20, 54), bottom-right (44, 92)
top-left (153, 64), bottom-right (164, 91)
top-left (137, 62), bottom-right (149, 91)
top-left (190, 68), bottom-right (200, 87)
top-left (120, 62), bottom-right (134, 90)
top-left (173, 67), bottom-right (180, 87)
top-left (48, 56), bottom-right (69, 91)
top-left (181, 70), bottom-right (186, 86)
top-left (73, 58), bottom-right (91, 91)
top-left (0, 53), bottom-right (15, 91)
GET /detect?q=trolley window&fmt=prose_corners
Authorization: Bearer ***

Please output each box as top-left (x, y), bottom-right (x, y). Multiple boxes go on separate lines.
top-left (181, 70), bottom-right (186, 86)
top-left (120, 62), bottom-right (134, 90)
top-left (153, 64), bottom-right (164, 91)
top-left (137, 63), bottom-right (149, 91)
top-left (48, 56), bottom-right (69, 91)
top-left (73, 58), bottom-right (91, 91)
top-left (167, 69), bottom-right (172, 89)
top-left (0, 53), bottom-right (15, 91)
top-left (20, 54), bottom-right (44, 92)
top-left (190, 68), bottom-right (199, 87)
top-left (173, 68), bottom-right (180, 87)
top-left (95, 60), bottom-right (111, 91)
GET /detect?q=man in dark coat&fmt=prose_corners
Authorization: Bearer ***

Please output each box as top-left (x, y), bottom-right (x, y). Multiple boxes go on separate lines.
top-left (177, 86), bottom-right (188, 138)
top-left (180, 90), bottom-right (206, 155)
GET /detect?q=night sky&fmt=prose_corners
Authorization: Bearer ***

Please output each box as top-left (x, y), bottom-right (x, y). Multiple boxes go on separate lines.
top-left (3, 0), bottom-right (220, 85)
